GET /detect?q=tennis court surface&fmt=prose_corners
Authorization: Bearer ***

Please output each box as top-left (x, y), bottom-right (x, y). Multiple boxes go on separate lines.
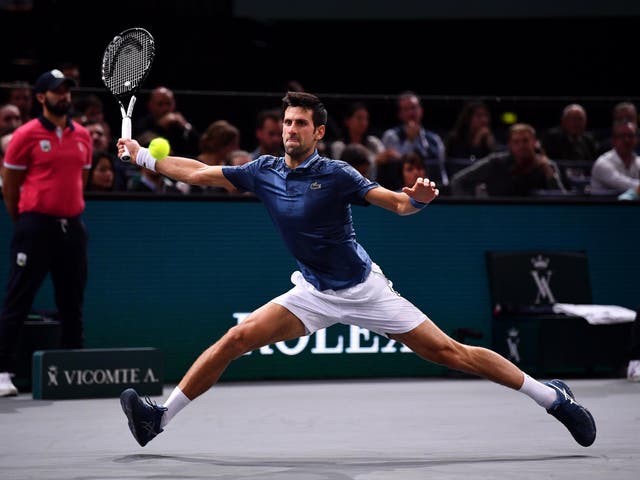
top-left (1, 378), bottom-right (638, 479)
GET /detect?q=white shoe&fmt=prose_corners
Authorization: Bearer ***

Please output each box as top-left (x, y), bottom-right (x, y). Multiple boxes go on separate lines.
top-left (0, 372), bottom-right (18, 397)
top-left (627, 360), bottom-right (640, 382)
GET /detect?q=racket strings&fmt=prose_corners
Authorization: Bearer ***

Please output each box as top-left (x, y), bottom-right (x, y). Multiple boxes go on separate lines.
top-left (102, 29), bottom-right (154, 97)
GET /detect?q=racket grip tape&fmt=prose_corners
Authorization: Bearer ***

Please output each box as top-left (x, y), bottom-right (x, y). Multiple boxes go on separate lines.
top-left (120, 117), bottom-right (132, 162)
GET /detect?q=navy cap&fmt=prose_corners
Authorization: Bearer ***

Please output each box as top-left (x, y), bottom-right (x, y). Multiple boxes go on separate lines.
top-left (33, 69), bottom-right (76, 94)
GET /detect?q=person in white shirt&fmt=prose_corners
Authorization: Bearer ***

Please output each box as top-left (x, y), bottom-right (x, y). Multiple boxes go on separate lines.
top-left (590, 121), bottom-right (640, 195)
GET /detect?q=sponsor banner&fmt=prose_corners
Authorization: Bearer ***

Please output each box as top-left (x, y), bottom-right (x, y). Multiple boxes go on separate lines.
top-left (1, 201), bottom-right (636, 382)
top-left (32, 348), bottom-right (163, 400)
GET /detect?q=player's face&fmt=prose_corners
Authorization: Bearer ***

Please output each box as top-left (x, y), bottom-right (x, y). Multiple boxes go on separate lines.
top-left (282, 106), bottom-right (324, 160)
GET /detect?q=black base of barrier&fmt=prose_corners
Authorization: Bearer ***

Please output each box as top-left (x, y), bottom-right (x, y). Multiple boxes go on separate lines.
top-left (15, 317), bottom-right (61, 390)
top-left (32, 348), bottom-right (164, 399)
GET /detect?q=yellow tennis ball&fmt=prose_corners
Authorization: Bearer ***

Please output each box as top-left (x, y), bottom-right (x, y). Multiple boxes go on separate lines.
top-left (148, 137), bottom-right (170, 160)
top-left (501, 111), bottom-right (517, 125)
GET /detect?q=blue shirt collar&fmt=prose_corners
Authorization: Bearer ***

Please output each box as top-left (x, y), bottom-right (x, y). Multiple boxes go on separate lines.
top-left (282, 149), bottom-right (321, 171)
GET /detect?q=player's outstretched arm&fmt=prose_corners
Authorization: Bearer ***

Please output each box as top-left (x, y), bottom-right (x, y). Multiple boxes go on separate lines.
top-left (117, 138), bottom-right (235, 190)
top-left (366, 177), bottom-right (439, 216)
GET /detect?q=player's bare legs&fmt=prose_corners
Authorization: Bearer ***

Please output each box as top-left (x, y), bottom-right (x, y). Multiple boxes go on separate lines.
top-left (119, 302), bottom-right (306, 446)
top-left (178, 302), bottom-right (307, 399)
top-left (390, 317), bottom-right (596, 446)
top-left (390, 317), bottom-right (524, 388)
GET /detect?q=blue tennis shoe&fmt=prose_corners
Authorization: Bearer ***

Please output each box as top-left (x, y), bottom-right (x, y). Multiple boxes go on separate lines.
top-left (120, 388), bottom-right (167, 447)
top-left (544, 379), bottom-right (596, 447)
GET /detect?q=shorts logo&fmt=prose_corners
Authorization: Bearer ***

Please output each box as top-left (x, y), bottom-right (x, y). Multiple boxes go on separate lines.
top-left (310, 182), bottom-right (322, 190)
top-left (40, 140), bottom-right (52, 152)
top-left (16, 252), bottom-right (27, 267)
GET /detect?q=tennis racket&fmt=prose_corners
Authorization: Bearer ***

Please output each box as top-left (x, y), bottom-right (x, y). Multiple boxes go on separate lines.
top-left (101, 27), bottom-right (155, 162)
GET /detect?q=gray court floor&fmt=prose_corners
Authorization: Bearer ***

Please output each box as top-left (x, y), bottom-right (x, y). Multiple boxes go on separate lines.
top-left (1, 378), bottom-right (638, 479)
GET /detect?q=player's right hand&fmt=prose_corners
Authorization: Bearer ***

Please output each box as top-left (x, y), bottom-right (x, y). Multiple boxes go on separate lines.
top-left (117, 138), bottom-right (141, 164)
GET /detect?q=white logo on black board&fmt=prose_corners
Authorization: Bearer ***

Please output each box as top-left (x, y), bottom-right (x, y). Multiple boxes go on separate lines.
top-left (530, 254), bottom-right (555, 304)
top-left (47, 366), bottom-right (59, 386)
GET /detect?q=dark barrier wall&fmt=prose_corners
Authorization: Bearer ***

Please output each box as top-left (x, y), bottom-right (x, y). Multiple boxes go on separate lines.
top-left (0, 198), bottom-right (638, 382)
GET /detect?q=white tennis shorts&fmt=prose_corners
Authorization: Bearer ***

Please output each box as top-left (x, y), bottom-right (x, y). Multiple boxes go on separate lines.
top-left (270, 263), bottom-right (427, 337)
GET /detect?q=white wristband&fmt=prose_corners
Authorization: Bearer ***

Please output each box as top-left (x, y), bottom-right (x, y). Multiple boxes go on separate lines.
top-left (136, 147), bottom-right (157, 172)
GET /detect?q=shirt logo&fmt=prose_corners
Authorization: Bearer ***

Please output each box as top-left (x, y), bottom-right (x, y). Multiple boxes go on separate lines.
top-left (310, 182), bottom-right (322, 190)
top-left (40, 140), bottom-right (52, 152)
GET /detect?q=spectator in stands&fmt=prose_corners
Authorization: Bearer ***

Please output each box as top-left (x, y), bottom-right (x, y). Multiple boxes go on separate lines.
top-left (450, 123), bottom-right (566, 197)
top-left (330, 101), bottom-right (384, 181)
top-left (84, 119), bottom-right (113, 154)
top-left (380, 91), bottom-right (448, 190)
top-left (72, 94), bottom-right (105, 125)
top-left (127, 167), bottom-right (182, 194)
top-left (229, 149), bottom-right (253, 166)
top-left (541, 104), bottom-right (598, 190)
top-left (541, 103), bottom-right (599, 162)
top-left (445, 100), bottom-right (500, 177)
top-left (0, 105), bottom-right (22, 189)
top-left (187, 120), bottom-right (240, 194)
top-left (61, 61), bottom-right (82, 86)
top-left (61, 61), bottom-right (92, 124)
top-left (0, 133), bottom-right (13, 191)
top-left (250, 108), bottom-right (283, 159)
top-left (0, 104), bottom-right (22, 136)
top-left (134, 86), bottom-right (200, 157)
top-left (197, 120), bottom-right (241, 166)
top-left (596, 102), bottom-right (640, 156)
top-left (590, 121), bottom-right (639, 195)
top-left (0, 133), bottom-right (12, 161)
top-left (445, 101), bottom-right (497, 158)
top-left (340, 143), bottom-right (372, 179)
top-left (84, 119), bottom-right (129, 191)
top-left (5, 81), bottom-right (33, 123)
top-left (86, 150), bottom-right (115, 192)
top-left (401, 152), bottom-right (427, 189)
top-left (612, 102), bottom-right (638, 124)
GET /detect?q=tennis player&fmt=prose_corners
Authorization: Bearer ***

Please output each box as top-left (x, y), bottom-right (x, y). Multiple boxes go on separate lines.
top-left (117, 91), bottom-right (596, 448)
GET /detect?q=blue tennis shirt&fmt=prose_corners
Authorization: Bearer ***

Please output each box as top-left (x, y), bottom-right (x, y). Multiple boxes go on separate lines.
top-left (222, 150), bottom-right (379, 291)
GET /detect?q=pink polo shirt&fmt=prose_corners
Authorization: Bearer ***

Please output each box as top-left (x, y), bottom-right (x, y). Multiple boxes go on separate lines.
top-left (3, 116), bottom-right (92, 217)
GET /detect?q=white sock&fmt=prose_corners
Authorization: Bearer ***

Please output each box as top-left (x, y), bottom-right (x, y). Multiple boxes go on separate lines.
top-left (160, 386), bottom-right (191, 428)
top-left (518, 373), bottom-right (557, 409)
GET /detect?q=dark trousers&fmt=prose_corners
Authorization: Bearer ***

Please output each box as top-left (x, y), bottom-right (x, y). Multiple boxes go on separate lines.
top-left (0, 212), bottom-right (88, 372)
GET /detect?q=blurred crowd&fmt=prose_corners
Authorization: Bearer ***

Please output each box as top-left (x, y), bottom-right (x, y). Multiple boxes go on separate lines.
top-left (1, 64), bottom-right (639, 201)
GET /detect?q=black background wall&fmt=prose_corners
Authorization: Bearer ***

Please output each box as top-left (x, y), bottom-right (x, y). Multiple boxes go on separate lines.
top-left (2, 1), bottom-right (638, 96)
top-left (2, 1), bottom-right (638, 149)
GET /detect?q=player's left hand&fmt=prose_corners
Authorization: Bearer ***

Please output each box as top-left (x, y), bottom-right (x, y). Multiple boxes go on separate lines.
top-left (402, 177), bottom-right (439, 204)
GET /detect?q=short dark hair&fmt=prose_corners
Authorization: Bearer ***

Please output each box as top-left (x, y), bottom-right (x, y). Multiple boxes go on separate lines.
top-left (281, 91), bottom-right (328, 128)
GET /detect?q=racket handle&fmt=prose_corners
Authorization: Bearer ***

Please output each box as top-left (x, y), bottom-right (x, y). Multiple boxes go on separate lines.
top-left (120, 117), bottom-right (132, 162)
